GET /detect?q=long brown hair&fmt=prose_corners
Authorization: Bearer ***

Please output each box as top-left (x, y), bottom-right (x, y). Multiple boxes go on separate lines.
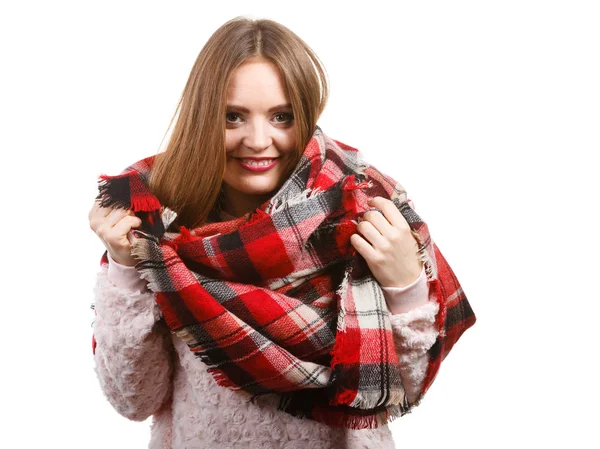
top-left (148, 16), bottom-right (329, 228)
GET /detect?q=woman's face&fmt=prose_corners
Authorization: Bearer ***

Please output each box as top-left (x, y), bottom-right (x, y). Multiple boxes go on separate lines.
top-left (222, 56), bottom-right (297, 216)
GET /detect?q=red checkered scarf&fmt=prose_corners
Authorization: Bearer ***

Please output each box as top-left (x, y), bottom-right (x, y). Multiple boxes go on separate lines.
top-left (95, 126), bottom-right (475, 429)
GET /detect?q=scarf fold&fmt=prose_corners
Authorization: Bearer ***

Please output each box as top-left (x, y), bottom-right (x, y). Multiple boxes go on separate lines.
top-left (95, 126), bottom-right (476, 429)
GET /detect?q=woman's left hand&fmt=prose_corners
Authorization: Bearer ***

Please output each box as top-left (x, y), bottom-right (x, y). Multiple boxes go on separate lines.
top-left (350, 196), bottom-right (423, 288)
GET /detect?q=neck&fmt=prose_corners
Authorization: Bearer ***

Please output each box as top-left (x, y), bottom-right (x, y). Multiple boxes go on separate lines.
top-left (219, 186), bottom-right (271, 219)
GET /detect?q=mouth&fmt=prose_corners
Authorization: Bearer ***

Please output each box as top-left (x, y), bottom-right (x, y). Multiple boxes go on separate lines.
top-left (235, 157), bottom-right (279, 172)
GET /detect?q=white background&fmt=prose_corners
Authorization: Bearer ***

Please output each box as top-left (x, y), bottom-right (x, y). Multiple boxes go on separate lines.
top-left (1, 1), bottom-right (598, 448)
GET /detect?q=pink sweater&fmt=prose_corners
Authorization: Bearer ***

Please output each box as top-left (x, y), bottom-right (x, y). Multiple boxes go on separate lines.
top-left (91, 253), bottom-right (439, 449)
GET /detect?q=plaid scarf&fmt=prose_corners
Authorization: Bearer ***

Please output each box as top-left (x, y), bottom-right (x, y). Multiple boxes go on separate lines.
top-left (95, 126), bottom-right (475, 429)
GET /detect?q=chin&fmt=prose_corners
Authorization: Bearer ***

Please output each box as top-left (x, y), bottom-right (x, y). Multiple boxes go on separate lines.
top-left (225, 176), bottom-right (277, 193)
top-left (242, 182), bottom-right (279, 196)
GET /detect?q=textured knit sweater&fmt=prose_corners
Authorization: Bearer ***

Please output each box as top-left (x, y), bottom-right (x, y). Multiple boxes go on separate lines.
top-left (91, 216), bottom-right (440, 449)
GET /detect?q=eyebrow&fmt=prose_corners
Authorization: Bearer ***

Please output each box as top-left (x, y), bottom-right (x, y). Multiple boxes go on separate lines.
top-left (226, 103), bottom-right (292, 113)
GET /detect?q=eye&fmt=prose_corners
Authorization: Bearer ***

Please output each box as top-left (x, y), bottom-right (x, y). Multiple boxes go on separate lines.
top-left (273, 112), bottom-right (294, 124)
top-left (226, 112), bottom-right (242, 124)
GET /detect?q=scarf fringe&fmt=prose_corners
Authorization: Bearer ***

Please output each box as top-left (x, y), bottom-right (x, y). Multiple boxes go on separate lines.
top-left (341, 174), bottom-right (373, 191)
top-left (204, 364), bottom-right (242, 390)
top-left (173, 225), bottom-right (194, 245)
top-left (245, 207), bottom-right (270, 225)
top-left (333, 265), bottom-right (351, 333)
top-left (313, 407), bottom-right (390, 430)
top-left (128, 231), bottom-right (164, 296)
top-left (300, 401), bottom-right (410, 430)
top-left (173, 329), bottom-right (246, 395)
top-left (97, 174), bottom-right (162, 212)
top-left (416, 242), bottom-right (447, 339)
top-left (415, 235), bottom-right (437, 280)
top-left (96, 176), bottom-right (128, 210)
top-left (130, 194), bottom-right (161, 213)
top-left (160, 206), bottom-right (178, 230)
top-left (333, 388), bottom-right (408, 412)
top-left (276, 390), bottom-right (411, 430)
top-left (268, 186), bottom-right (324, 215)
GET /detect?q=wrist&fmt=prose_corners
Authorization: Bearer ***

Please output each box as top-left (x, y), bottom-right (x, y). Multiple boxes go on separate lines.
top-left (381, 262), bottom-right (424, 289)
top-left (106, 252), bottom-right (149, 292)
top-left (381, 265), bottom-right (429, 314)
top-left (108, 252), bottom-right (136, 267)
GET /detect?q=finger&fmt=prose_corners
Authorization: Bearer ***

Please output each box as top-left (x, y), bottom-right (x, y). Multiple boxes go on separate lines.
top-left (104, 207), bottom-right (135, 228)
top-left (89, 198), bottom-right (107, 219)
top-left (93, 197), bottom-right (117, 216)
top-left (356, 219), bottom-right (388, 251)
top-left (350, 233), bottom-right (378, 261)
top-left (111, 215), bottom-right (142, 238)
top-left (361, 209), bottom-right (397, 241)
top-left (368, 197), bottom-right (409, 230)
top-left (90, 201), bottom-right (112, 232)
top-left (94, 208), bottom-right (133, 236)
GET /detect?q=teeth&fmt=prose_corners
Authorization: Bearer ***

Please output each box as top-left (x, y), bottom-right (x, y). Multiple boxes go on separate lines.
top-left (241, 159), bottom-right (274, 167)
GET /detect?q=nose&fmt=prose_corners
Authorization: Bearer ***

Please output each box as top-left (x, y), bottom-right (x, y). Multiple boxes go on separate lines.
top-left (243, 119), bottom-right (272, 153)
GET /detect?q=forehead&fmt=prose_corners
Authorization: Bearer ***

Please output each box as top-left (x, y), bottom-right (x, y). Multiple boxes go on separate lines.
top-left (226, 58), bottom-right (289, 105)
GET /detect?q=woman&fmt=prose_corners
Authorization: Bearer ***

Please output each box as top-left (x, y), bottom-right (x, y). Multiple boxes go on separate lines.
top-left (88, 16), bottom-right (475, 449)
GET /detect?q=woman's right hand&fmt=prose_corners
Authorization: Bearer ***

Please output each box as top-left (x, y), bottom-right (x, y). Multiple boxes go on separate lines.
top-left (88, 199), bottom-right (143, 267)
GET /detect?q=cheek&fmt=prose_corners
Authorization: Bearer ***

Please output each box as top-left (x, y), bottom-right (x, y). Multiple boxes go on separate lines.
top-left (275, 130), bottom-right (297, 154)
top-left (225, 130), bottom-right (240, 153)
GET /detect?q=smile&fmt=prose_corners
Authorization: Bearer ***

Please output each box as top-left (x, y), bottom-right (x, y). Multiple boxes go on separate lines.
top-left (237, 158), bottom-right (279, 172)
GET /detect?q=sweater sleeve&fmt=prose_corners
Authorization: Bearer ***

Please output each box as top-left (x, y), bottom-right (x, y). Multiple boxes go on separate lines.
top-left (106, 251), bottom-right (150, 293)
top-left (381, 264), bottom-right (429, 314)
top-left (91, 261), bottom-right (175, 422)
top-left (389, 300), bottom-right (439, 404)
top-left (383, 267), bottom-right (440, 404)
